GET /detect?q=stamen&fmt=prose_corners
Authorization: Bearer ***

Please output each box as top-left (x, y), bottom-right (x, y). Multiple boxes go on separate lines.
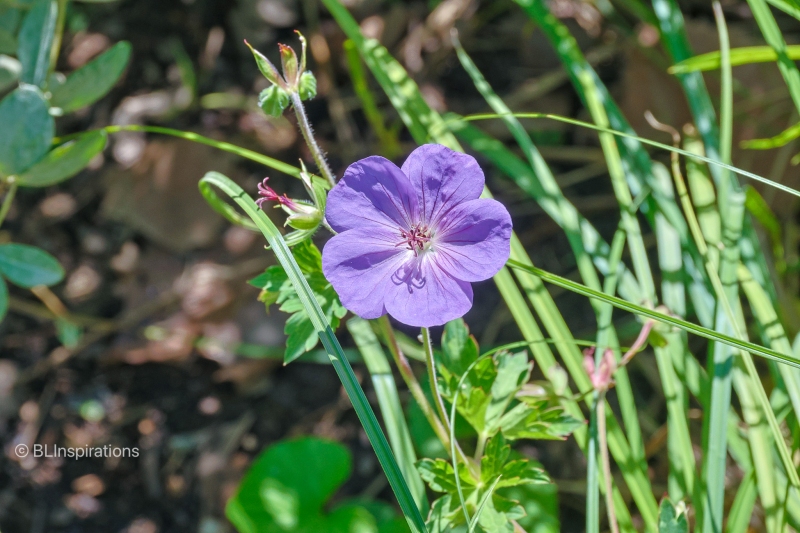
top-left (398, 224), bottom-right (432, 256)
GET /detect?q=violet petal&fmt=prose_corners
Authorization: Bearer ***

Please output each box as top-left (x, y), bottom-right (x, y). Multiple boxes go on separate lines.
top-left (433, 198), bottom-right (513, 282)
top-left (321, 228), bottom-right (409, 319)
top-left (400, 144), bottom-right (485, 227)
top-left (383, 257), bottom-right (473, 327)
top-left (326, 156), bottom-right (419, 233)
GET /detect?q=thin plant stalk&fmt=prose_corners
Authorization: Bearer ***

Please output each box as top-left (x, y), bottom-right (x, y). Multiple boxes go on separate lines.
top-left (290, 92), bottom-right (336, 187)
top-left (377, 316), bottom-right (451, 448)
top-left (422, 327), bottom-right (451, 433)
top-left (0, 182), bottom-right (18, 228)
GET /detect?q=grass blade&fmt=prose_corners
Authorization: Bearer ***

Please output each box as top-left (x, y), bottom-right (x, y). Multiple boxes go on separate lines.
top-left (198, 171), bottom-right (427, 533)
top-left (669, 44), bottom-right (800, 74)
top-left (348, 317), bottom-right (428, 514)
top-left (505, 259), bottom-right (800, 369)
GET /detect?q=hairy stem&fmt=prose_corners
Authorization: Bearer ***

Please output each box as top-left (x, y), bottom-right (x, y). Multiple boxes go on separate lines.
top-left (291, 92), bottom-right (336, 187)
top-left (378, 317), bottom-right (450, 446)
top-left (422, 327), bottom-right (451, 432)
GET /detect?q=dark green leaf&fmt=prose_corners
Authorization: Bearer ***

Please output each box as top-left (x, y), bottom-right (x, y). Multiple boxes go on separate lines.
top-left (50, 41), bottom-right (132, 112)
top-left (284, 310), bottom-right (317, 363)
top-left (500, 401), bottom-right (583, 441)
top-left (426, 496), bottom-right (461, 533)
top-left (17, 130), bottom-right (107, 187)
top-left (225, 437), bottom-right (352, 533)
top-left (0, 277), bottom-right (8, 322)
top-left (496, 459), bottom-right (549, 488)
top-left (485, 352), bottom-right (531, 432)
top-left (0, 85), bottom-right (54, 175)
top-left (291, 240), bottom-right (322, 274)
top-left (657, 499), bottom-right (688, 533)
top-left (17, 0), bottom-right (57, 87)
top-left (249, 265), bottom-right (289, 291)
top-left (440, 319), bottom-right (478, 376)
top-left (0, 243), bottom-right (64, 288)
top-left (481, 433), bottom-right (510, 484)
top-left (416, 459), bottom-right (476, 494)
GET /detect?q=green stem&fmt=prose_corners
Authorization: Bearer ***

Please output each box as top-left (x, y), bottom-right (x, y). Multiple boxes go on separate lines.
top-left (378, 316), bottom-right (451, 448)
top-left (598, 397), bottom-right (619, 533)
top-left (422, 327), bottom-right (451, 432)
top-left (49, 0), bottom-right (67, 73)
top-left (290, 92), bottom-right (336, 187)
top-left (0, 182), bottom-right (18, 228)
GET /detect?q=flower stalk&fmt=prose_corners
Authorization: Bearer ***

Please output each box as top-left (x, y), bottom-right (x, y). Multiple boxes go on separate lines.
top-left (291, 91), bottom-right (336, 187)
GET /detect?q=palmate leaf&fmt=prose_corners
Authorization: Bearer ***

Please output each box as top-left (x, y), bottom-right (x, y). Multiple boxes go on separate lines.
top-left (226, 437), bottom-right (408, 533)
top-left (17, 0), bottom-right (56, 87)
top-left (249, 241), bottom-right (346, 364)
top-left (17, 130), bottom-right (107, 187)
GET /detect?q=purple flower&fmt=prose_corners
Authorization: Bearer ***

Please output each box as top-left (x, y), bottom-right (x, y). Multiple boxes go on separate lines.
top-left (321, 144), bottom-right (512, 328)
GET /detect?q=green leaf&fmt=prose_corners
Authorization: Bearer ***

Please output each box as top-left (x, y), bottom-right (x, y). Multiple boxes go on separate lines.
top-left (17, 0), bottom-right (57, 87)
top-left (496, 459), bottom-right (549, 488)
top-left (480, 433), bottom-right (510, 484)
top-left (657, 499), bottom-right (688, 533)
top-left (226, 437), bottom-right (352, 533)
top-left (416, 459), bottom-right (475, 494)
top-left (0, 243), bottom-right (64, 288)
top-left (0, 277), bottom-right (8, 322)
top-left (499, 401), bottom-right (583, 441)
top-left (485, 352), bottom-right (531, 433)
top-left (258, 85), bottom-right (290, 117)
top-left (291, 239), bottom-right (322, 273)
top-left (426, 496), bottom-right (463, 533)
top-left (441, 319), bottom-right (478, 377)
top-left (0, 85), bottom-right (54, 176)
top-left (0, 54), bottom-right (21, 92)
top-left (50, 41), bottom-right (132, 112)
top-left (17, 130), bottom-right (107, 187)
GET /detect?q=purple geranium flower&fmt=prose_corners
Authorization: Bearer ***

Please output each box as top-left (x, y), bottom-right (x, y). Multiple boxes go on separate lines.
top-left (321, 144), bottom-right (512, 328)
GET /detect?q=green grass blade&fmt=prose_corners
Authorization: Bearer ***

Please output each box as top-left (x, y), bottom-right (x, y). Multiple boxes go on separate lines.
top-left (347, 317), bottom-right (428, 514)
top-left (767, 0), bottom-right (800, 19)
top-left (739, 264), bottom-right (800, 428)
top-left (343, 40), bottom-right (402, 158)
top-left (702, 9), bottom-right (736, 532)
top-left (99, 124), bottom-right (327, 188)
top-left (198, 172), bottom-right (427, 533)
top-left (505, 260), bottom-right (800, 369)
top-left (669, 44), bottom-right (800, 74)
top-left (653, 167), bottom-right (697, 501)
top-left (747, 0), bottom-right (800, 115)
top-left (725, 470), bottom-right (757, 533)
top-left (450, 112), bottom-right (800, 200)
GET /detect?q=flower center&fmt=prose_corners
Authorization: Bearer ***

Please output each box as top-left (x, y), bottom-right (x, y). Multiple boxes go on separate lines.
top-left (398, 224), bottom-right (433, 256)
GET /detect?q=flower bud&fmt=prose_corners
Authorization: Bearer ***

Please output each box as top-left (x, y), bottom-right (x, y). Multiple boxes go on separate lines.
top-left (279, 44), bottom-right (299, 88)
